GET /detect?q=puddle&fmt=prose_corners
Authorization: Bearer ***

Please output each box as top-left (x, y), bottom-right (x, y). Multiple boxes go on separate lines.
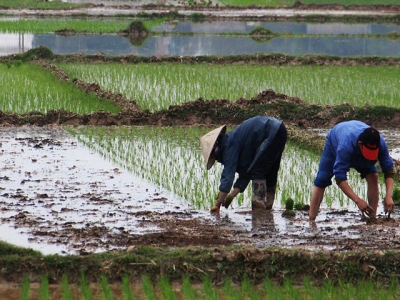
top-left (0, 126), bottom-right (399, 255)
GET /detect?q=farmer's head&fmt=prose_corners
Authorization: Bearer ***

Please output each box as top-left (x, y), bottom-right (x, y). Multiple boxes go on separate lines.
top-left (358, 127), bottom-right (380, 161)
top-left (199, 125), bottom-right (226, 170)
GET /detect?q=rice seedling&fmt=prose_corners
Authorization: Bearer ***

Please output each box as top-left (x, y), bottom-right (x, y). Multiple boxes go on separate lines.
top-left (61, 275), bottom-right (74, 300)
top-left (100, 275), bottom-right (115, 300)
top-left (182, 276), bottom-right (197, 300)
top-left (39, 275), bottom-right (50, 300)
top-left (201, 275), bottom-right (218, 300)
top-left (300, 0), bottom-right (400, 4)
top-left (122, 275), bottom-right (135, 300)
top-left (80, 273), bottom-right (93, 300)
top-left (20, 275), bottom-right (30, 300)
top-left (264, 277), bottom-right (283, 299)
top-left (0, 0), bottom-right (83, 9)
top-left (241, 276), bottom-right (262, 300)
top-left (0, 62), bottom-right (120, 114)
top-left (160, 276), bottom-right (177, 300)
top-left (57, 63), bottom-right (400, 111)
top-left (14, 273), bottom-right (400, 299)
top-left (0, 19), bottom-right (132, 34)
top-left (142, 275), bottom-right (156, 300)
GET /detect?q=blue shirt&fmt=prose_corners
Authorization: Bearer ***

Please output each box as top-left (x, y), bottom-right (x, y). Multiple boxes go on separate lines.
top-left (217, 116), bottom-right (283, 193)
top-left (325, 120), bottom-right (393, 181)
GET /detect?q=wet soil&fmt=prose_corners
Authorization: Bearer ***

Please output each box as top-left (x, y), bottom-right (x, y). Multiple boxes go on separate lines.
top-left (1, 127), bottom-right (400, 263)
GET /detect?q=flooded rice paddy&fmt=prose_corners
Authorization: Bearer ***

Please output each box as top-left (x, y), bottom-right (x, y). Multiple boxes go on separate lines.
top-left (1, 126), bottom-right (400, 255)
top-left (1, 20), bottom-right (400, 57)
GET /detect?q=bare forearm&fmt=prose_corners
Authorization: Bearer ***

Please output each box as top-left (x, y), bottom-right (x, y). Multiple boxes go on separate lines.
top-left (338, 181), bottom-right (360, 204)
top-left (385, 177), bottom-right (394, 198)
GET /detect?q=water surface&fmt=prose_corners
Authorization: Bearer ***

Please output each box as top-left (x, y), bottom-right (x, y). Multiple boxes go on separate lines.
top-left (2, 33), bottom-right (399, 57)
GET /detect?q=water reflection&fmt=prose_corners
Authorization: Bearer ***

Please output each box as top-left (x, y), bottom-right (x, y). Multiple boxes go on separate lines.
top-left (153, 21), bottom-right (400, 35)
top-left (1, 33), bottom-right (400, 57)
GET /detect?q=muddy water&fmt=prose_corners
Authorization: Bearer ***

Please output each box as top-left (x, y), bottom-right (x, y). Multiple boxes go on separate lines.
top-left (1, 126), bottom-right (400, 255)
top-left (0, 126), bottom-right (188, 253)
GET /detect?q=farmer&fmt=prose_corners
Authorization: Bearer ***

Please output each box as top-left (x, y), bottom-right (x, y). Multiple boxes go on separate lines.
top-left (199, 116), bottom-right (287, 212)
top-left (309, 120), bottom-right (395, 221)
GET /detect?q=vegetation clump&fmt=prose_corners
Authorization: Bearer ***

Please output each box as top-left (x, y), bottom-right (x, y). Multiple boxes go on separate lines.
top-left (282, 197), bottom-right (296, 217)
top-left (20, 46), bottom-right (54, 61)
top-left (250, 27), bottom-right (275, 41)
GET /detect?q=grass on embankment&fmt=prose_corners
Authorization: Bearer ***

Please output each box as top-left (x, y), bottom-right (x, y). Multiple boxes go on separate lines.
top-left (1, 240), bottom-right (400, 299)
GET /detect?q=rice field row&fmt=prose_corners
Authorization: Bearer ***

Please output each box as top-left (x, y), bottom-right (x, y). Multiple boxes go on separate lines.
top-left (0, 19), bottom-right (169, 34)
top-left (2, 61), bottom-right (398, 114)
top-left (0, 19), bottom-right (133, 34)
top-left (0, 62), bottom-right (120, 114)
top-left (19, 273), bottom-right (400, 300)
top-left (66, 125), bottom-right (379, 211)
top-left (57, 63), bottom-right (400, 111)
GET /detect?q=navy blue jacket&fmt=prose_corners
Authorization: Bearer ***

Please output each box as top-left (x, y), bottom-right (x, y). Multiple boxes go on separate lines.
top-left (217, 116), bottom-right (283, 193)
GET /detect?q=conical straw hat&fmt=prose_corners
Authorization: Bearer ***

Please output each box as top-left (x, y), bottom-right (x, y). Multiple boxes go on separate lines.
top-left (200, 125), bottom-right (226, 170)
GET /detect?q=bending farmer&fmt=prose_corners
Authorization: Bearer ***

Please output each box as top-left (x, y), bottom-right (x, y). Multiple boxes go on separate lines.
top-left (199, 116), bottom-right (287, 212)
top-left (309, 120), bottom-right (395, 221)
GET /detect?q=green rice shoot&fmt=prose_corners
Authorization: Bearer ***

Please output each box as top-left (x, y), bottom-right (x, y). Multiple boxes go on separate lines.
top-left (0, 62), bottom-right (120, 114)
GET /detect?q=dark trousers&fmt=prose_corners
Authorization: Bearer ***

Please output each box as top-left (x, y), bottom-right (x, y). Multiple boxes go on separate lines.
top-left (251, 123), bottom-right (287, 187)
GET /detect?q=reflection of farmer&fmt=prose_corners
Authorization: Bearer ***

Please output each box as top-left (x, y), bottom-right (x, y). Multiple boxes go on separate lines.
top-left (199, 116), bottom-right (287, 212)
top-left (309, 120), bottom-right (395, 221)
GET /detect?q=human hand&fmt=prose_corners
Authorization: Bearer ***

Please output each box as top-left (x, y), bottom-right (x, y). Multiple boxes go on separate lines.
top-left (383, 196), bottom-right (394, 215)
top-left (356, 199), bottom-right (375, 219)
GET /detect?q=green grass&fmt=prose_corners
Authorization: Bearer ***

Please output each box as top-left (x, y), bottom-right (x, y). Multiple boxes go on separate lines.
top-left (0, 19), bottom-right (166, 34)
top-left (299, 0), bottom-right (400, 4)
top-left (221, 0), bottom-right (400, 6)
top-left (0, 0), bottom-right (84, 9)
top-left (0, 62), bottom-right (120, 114)
top-left (0, 19), bottom-right (132, 34)
top-left (57, 63), bottom-right (400, 111)
top-left (19, 274), bottom-right (400, 299)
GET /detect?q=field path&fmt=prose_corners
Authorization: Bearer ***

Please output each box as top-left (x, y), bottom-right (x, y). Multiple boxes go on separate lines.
top-left (1, 5), bottom-right (399, 17)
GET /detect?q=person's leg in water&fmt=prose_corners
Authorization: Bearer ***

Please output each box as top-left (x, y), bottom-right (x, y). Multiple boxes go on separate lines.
top-left (251, 123), bottom-right (287, 210)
